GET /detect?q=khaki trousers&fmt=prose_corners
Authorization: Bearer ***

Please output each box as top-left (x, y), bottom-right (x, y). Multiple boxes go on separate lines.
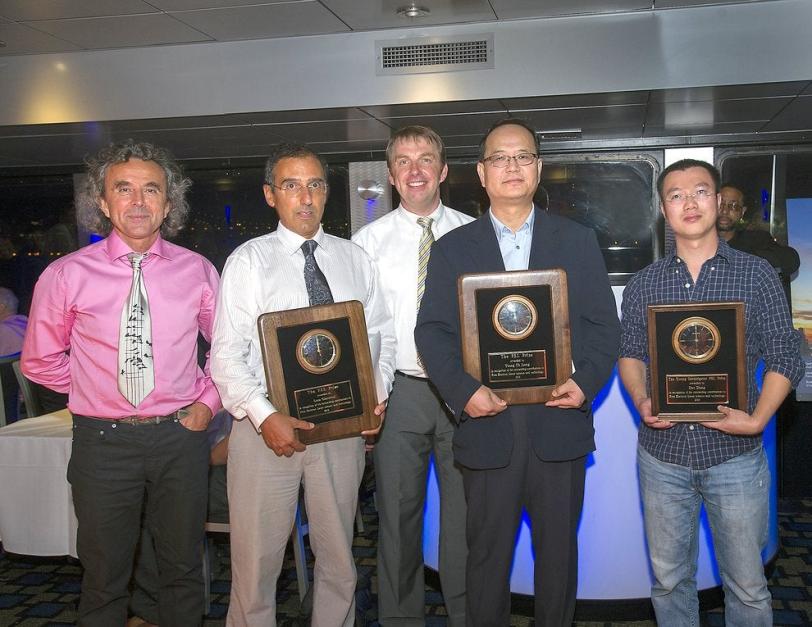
top-left (226, 417), bottom-right (364, 627)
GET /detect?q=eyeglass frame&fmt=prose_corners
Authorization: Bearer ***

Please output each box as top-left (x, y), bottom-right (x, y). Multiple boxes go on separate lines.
top-left (663, 188), bottom-right (717, 205)
top-left (719, 200), bottom-right (745, 212)
top-left (480, 152), bottom-right (539, 168)
top-left (266, 179), bottom-right (329, 195)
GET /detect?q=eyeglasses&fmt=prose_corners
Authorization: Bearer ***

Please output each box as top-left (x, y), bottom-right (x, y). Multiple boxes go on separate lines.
top-left (268, 180), bottom-right (328, 195)
top-left (664, 189), bottom-right (715, 204)
top-left (481, 153), bottom-right (538, 168)
top-left (720, 200), bottom-right (744, 212)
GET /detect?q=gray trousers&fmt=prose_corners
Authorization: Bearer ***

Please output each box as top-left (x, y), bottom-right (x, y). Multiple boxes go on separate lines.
top-left (373, 373), bottom-right (467, 626)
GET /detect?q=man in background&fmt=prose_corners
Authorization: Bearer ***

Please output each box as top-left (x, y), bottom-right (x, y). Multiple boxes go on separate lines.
top-left (23, 140), bottom-right (220, 627)
top-left (716, 183), bottom-right (800, 285)
top-left (353, 126), bottom-right (472, 625)
top-left (0, 287), bottom-right (26, 357)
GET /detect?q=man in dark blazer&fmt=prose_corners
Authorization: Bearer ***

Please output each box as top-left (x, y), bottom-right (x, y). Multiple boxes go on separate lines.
top-left (415, 118), bottom-right (620, 626)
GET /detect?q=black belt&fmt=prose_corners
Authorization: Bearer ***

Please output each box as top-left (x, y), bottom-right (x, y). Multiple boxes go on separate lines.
top-left (75, 410), bottom-right (183, 427)
top-left (395, 370), bottom-right (429, 383)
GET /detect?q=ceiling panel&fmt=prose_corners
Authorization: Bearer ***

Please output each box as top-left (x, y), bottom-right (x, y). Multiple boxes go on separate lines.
top-left (150, 0), bottom-right (301, 10)
top-left (320, 0), bottom-right (495, 31)
top-left (380, 112), bottom-right (505, 137)
top-left (0, 0), bottom-right (157, 21)
top-left (262, 118), bottom-right (393, 143)
top-left (519, 105), bottom-right (647, 132)
top-left (654, 0), bottom-right (762, 7)
top-left (170, 2), bottom-right (349, 41)
top-left (504, 91), bottom-right (650, 110)
top-left (0, 21), bottom-right (80, 55)
top-left (760, 96), bottom-right (812, 132)
top-left (361, 99), bottom-right (507, 120)
top-left (29, 13), bottom-right (212, 49)
top-left (643, 120), bottom-right (764, 137)
top-left (650, 82), bottom-right (810, 102)
top-left (647, 97), bottom-right (795, 128)
top-left (489, 0), bottom-right (649, 20)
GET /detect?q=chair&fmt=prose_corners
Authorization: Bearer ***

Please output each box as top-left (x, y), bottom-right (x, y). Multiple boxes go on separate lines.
top-left (0, 354), bottom-right (21, 427)
top-left (201, 499), bottom-right (311, 615)
top-left (12, 360), bottom-right (41, 418)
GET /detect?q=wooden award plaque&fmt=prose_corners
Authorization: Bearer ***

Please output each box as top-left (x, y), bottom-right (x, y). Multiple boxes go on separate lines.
top-left (647, 302), bottom-right (746, 421)
top-left (458, 269), bottom-right (572, 404)
top-left (258, 300), bottom-right (379, 444)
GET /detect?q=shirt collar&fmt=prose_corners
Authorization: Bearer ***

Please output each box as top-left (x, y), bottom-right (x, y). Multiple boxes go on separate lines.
top-left (489, 206), bottom-right (535, 240)
top-left (666, 236), bottom-right (733, 267)
top-left (103, 230), bottom-right (171, 262)
top-left (396, 202), bottom-right (444, 226)
top-left (276, 221), bottom-right (327, 256)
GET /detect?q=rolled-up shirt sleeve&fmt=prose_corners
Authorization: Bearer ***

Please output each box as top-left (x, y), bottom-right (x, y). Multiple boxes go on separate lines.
top-left (756, 264), bottom-right (804, 386)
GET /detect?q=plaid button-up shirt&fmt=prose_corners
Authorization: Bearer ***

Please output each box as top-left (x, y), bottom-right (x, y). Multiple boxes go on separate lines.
top-left (620, 239), bottom-right (803, 470)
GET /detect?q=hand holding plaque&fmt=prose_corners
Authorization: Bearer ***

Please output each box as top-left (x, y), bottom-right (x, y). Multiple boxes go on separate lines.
top-left (647, 302), bottom-right (746, 422)
top-left (258, 301), bottom-right (380, 444)
top-left (458, 269), bottom-right (572, 404)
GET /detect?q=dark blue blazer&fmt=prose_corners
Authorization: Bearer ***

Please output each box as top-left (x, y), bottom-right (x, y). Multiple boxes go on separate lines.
top-left (415, 208), bottom-right (620, 469)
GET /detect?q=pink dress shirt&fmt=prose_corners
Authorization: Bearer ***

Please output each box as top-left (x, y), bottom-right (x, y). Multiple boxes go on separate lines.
top-left (22, 231), bottom-right (221, 419)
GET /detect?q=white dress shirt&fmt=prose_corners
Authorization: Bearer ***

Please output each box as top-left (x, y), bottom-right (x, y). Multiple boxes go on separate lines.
top-left (211, 222), bottom-right (396, 430)
top-left (353, 203), bottom-right (475, 377)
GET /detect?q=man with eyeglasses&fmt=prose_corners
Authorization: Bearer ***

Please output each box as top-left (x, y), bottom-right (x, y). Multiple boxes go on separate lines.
top-left (210, 143), bottom-right (395, 626)
top-left (717, 184), bottom-right (800, 288)
top-left (415, 118), bottom-right (620, 626)
top-left (352, 125), bottom-right (473, 626)
top-left (619, 159), bottom-right (803, 626)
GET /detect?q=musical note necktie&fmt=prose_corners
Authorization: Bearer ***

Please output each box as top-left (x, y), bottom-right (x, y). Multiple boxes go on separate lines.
top-left (118, 253), bottom-right (154, 406)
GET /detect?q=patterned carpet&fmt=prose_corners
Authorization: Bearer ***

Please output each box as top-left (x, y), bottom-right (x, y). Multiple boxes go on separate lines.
top-left (1, 493), bottom-right (811, 626)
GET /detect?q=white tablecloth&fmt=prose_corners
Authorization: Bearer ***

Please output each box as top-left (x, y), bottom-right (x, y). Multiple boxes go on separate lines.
top-left (0, 409), bottom-right (77, 557)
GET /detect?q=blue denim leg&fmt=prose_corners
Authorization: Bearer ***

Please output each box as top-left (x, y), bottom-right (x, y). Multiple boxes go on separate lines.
top-left (700, 445), bottom-right (771, 627)
top-left (637, 444), bottom-right (702, 627)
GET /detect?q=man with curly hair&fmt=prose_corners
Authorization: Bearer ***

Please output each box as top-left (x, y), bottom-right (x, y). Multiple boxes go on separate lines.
top-left (22, 140), bottom-right (220, 627)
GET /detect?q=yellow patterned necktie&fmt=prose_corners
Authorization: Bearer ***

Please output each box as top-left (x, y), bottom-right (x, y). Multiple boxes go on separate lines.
top-left (416, 217), bottom-right (434, 313)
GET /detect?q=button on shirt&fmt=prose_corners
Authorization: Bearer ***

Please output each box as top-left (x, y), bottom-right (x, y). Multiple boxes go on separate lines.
top-left (22, 231), bottom-right (221, 419)
top-left (490, 208), bottom-right (535, 271)
top-left (352, 203), bottom-right (474, 377)
top-left (620, 239), bottom-right (803, 469)
top-left (211, 223), bottom-right (396, 430)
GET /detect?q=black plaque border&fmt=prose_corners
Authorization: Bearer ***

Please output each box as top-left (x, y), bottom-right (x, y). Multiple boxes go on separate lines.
top-left (648, 302), bottom-right (746, 422)
top-left (458, 269), bottom-right (572, 404)
top-left (257, 300), bottom-right (379, 444)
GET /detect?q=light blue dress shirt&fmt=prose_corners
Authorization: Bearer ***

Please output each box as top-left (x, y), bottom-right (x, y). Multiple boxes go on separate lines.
top-left (489, 207), bottom-right (535, 271)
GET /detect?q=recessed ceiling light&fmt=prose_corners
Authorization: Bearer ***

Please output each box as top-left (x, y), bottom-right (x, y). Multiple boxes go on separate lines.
top-left (397, 4), bottom-right (430, 18)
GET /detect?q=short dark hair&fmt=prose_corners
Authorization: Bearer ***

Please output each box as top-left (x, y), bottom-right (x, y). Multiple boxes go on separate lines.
top-left (657, 159), bottom-right (721, 201)
top-left (77, 140), bottom-right (191, 238)
top-left (264, 144), bottom-right (329, 185)
top-left (478, 118), bottom-right (540, 161)
top-left (385, 125), bottom-right (446, 169)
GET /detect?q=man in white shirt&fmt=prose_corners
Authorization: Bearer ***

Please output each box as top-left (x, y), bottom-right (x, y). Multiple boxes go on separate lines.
top-left (353, 126), bottom-right (473, 626)
top-left (210, 144), bottom-right (395, 627)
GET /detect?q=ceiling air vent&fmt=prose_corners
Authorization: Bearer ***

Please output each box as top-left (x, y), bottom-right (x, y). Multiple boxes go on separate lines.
top-left (376, 34), bottom-right (494, 76)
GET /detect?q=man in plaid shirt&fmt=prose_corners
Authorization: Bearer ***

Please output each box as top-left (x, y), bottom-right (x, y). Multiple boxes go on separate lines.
top-left (619, 159), bottom-right (803, 626)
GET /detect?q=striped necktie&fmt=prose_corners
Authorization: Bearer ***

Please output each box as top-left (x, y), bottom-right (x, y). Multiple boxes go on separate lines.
top-left (416, 217), bottom-right (434, 313)
top-left (118, 253), bottom-right (154, 406)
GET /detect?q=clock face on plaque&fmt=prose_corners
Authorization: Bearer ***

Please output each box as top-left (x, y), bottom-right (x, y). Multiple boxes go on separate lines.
top-left (296, 329), bottom-right (341, 374)
top-left (492, 294), bottom-right (538, 341)
top-left (672, 316), bottom-right (721, 364)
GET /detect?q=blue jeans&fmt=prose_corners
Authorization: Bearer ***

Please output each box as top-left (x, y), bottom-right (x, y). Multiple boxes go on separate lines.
top-left (637, 444), bottom-right (771, 627)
